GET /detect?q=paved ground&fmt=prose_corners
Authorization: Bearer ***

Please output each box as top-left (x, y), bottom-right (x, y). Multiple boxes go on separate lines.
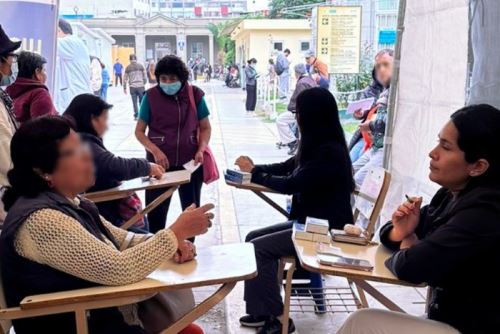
top-left (104, 81), bottom-right (427, 334)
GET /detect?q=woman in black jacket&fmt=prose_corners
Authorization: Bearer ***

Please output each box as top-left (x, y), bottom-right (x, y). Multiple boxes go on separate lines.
top-left (235, 88), bottom-right (354, 333)
top-left (338, 104), bottom-right (500, 334)
top-left (63, 94), bottom-right (164, 228)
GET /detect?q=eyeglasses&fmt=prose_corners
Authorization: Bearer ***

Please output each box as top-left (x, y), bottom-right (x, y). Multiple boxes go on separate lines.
top-left (6, 53), bottom-right (18, 63)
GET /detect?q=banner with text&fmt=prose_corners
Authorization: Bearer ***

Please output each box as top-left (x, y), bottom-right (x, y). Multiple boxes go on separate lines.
top-left (0, 0), bottom-right (59, 91)
top-left (316, 6), bottom-right (362, 74)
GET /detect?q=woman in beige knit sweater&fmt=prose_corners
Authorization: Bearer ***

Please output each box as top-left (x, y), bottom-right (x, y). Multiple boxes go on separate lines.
top-left (0, 116), bottom-right (214, 334)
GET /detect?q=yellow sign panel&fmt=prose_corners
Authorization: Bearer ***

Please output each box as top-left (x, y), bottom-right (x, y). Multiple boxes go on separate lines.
top-left (316, 6), bottom-right (362, 74)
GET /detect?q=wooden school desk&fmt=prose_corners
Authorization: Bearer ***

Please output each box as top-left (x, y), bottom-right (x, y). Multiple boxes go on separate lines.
top-left (84, 170), bottom-right (191, 229)
top-left (1, 243), bottom-right (257, 334)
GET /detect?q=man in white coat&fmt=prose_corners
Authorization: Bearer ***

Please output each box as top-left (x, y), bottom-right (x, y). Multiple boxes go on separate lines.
top-left (54, 19), bottom-right (92, 112)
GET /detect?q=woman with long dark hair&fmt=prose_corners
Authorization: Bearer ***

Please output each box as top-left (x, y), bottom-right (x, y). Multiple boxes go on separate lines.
top-left (235, 87), bottom-right (354, 333)
top-left (0, 116), bottom-right (213, 334)
top-left (339, 104), bottom-right (500, 334)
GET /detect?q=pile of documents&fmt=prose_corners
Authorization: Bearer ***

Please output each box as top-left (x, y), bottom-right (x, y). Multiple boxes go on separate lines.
top-left (293, 217), bottom-right (331, 244)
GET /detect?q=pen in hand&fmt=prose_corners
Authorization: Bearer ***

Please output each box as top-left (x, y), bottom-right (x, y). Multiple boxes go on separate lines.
top-left (405, 194), bottom-right (414, 204)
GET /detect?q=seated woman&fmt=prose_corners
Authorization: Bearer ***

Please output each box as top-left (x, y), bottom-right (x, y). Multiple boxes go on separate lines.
top-left (6, 51), bottom-right (57, 124)
top-left (235, 88), bottom-right (354, 333)
top-left (338, 104), bottom-right (500, 334)
top-left (63, 94), bottom-right (164, 229)
top-left (0, 116), bottom-right (214, 334)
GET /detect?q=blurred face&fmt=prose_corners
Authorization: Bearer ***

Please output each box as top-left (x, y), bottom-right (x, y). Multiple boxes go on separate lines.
top-left (57, 27), bottom-right (66, 38)
top-left (91, 109), bottom-right (109, 138)
top-left (305, 56), bottom-right (315, 65)
top-left (428, 121), bottom-right (488, 191)
top-left (34, 64), bottom-right (47, 84)
top-left (375, 53), bottom-right (393, 87)
top-left (50, 130), bottom-right (95, 196)
top-left (159, 74), bottom-right (179, 84)
top-left (0, 54), bottom-right (16, 76)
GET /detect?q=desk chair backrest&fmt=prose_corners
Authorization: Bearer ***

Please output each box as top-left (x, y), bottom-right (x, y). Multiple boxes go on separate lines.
top-left (353, 167), bottom-right (391, 240)
top-left (0, 256), bottom-right (12, 334)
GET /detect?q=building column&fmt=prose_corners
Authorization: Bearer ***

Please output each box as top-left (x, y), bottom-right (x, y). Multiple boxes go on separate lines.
top-left (135, 33), bottom-right (146, 64)
top-left (177, 33), bottom-right (187, 63)
top-left (208, 34), bottom-right (214, 65)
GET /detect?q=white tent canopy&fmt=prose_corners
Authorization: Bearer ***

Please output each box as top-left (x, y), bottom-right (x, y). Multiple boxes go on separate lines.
top-left (382, 0), bottom-right (474, 221)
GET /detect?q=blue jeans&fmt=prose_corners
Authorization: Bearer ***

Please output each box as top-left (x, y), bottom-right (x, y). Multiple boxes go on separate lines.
top-left (350, 138), bottom-right (366, 163)
top-left (100, 84), bottom-right (108, 101)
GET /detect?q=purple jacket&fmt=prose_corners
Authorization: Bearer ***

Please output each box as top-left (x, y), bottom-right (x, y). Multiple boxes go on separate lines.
top-left (146, 84), bottom-right (204, 166)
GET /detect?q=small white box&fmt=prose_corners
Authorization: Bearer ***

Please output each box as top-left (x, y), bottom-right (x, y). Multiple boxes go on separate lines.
top-left (293, 223), bottom-right (313, 241)
top-left (313, 232), bottom-right (332, 244)
top-left (305, 217), bottom-right (330, 235)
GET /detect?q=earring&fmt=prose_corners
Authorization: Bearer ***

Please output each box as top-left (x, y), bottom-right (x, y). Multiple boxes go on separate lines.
top-left (44, 174), bottom-right (53, 187)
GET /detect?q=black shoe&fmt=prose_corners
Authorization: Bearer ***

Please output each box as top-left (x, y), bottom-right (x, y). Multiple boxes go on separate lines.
top-left (287, 142), bottom-right (298, 156)
top-left (239, 314), bottom-right (270, 328)
top-left (257, 317), bottom-right (295, 334)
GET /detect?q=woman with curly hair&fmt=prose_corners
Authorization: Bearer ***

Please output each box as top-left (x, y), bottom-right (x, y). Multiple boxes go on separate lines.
top-left (135, 55), bottom-right (212, 234)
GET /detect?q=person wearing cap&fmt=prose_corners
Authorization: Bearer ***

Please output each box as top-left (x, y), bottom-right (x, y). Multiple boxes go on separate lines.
top-left (124, 54), bottom-right (147, 120)
top-left (304, 49), bottom-right (330, 89)
top-left (276, 63), bottom-right (318, 155)
top-left (54, 19), bottom-right (92, 112)
top-left (0, 24), bottom-right (21, 223)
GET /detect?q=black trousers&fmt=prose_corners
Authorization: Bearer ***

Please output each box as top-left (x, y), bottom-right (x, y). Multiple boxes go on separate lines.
top-left (130, 87), bottom-right (145, 118)
top-left (246, 84), bottom-right (257, 111)
top-left (145, 166), bottom-right (204, 234)
top-left (244, 221), bottom-right (299, 317)
top-left (115, 73), bottom-right (123, 86)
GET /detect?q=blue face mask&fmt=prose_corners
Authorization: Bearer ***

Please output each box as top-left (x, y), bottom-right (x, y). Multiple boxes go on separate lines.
top-left (160, 81), bottom-right (182, 95)
top-left (0, 62), bottom-right (18, 87)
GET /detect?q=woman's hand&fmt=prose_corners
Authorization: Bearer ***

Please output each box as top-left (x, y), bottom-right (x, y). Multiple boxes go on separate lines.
top-left (170, 203), bottom-right (215, 241)
top-left (390, 197), bottom-right (423, 242)
top-left (359, 120), bottom-right (371, 133)
top-left (194, 150), bottom-right (204, 165)
top-left (149, 163), bottom-right (165, 179)
top-left (235, 156), bottom-right (255, 173)
top-left (174, 240), bottom-right (197, 264)
top-left (152, 148), bottom-right (169, 170)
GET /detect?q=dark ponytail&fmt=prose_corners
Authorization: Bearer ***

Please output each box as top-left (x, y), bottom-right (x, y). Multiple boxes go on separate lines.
top-left (451, 104), bottom-right (500, 186)
top-left (2, 116), bottom-right (72, 211)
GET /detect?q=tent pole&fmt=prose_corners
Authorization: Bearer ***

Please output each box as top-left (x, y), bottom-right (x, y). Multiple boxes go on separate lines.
top-left (383, 0), bottom-right (407, 170)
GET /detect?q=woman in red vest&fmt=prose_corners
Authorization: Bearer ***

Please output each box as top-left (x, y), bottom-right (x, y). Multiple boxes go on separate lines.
top-left (135, 55), bottom-right (212, 234)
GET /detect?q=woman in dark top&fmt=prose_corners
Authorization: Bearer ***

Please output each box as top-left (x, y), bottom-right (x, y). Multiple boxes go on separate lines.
top-left (63, 94), bottom-right (164, 228)
top-left (236, 88), bottom-right (354, 334)
top-left (338, 104), bottom-right (500, 334)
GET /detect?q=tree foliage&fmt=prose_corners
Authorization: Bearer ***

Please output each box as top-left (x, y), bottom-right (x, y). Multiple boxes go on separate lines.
top-left (208, 21), bottom-right (236, 65)
top-left (269, 0), bottom-right (321, 18)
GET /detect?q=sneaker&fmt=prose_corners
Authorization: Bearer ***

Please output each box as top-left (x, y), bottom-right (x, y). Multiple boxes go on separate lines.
top-left (256, 317), bottom-right (296, 334)
top-left (239, 314), bottom-right (270, 328)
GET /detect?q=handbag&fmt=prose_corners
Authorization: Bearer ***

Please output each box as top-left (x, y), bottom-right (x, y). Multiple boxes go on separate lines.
top-left (187, 84), bottom-right (220, 184)
top-left (119, 233), bottom-right (195, 333)
top-left (118, 192), bottom-right (146, 229)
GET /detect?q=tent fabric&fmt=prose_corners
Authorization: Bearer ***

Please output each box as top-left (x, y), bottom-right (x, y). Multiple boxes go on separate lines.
top-left (381, 0), bottom-right (469, 223)
top-left (468, 0), bottom-right (500, 108)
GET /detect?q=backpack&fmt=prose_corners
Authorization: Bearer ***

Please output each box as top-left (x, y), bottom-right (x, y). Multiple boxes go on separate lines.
top-left (275, 57), bottom-right (285, 76)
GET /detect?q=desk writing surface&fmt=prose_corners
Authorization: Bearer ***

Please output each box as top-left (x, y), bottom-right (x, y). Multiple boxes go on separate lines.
top-left (293, 238), bottom-right (416, 286)
top-left (225, 180), bottom-right (279, 194)
top-left (84, 170), bottom-right (192, 202)
top-left (20, 243), bottom-right (257, 310)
